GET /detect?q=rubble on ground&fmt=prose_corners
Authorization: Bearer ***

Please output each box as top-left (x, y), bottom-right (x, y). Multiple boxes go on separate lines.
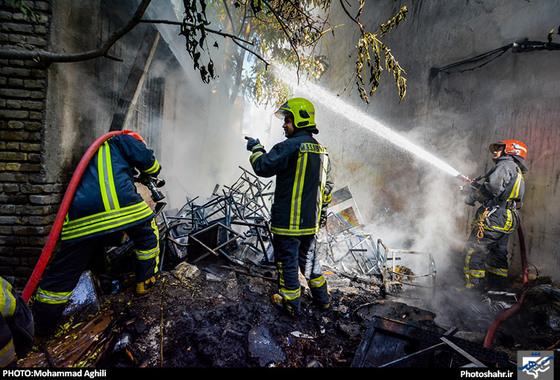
top-left (19, 168), bottom-right (560, 368)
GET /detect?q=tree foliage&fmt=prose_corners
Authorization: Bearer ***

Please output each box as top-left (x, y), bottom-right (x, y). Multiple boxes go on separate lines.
top-left (2, 0), bottom-right (409, 106)
top-left (344, 2), bottom-right (408, 103)
top-left (179, 0), bottom-right (408, 106)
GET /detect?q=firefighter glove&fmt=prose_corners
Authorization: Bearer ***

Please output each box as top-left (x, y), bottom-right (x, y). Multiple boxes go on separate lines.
top-left (464, 191), bottom-right (476, 206)
top-left (245, 137), bottom-right (260, 151)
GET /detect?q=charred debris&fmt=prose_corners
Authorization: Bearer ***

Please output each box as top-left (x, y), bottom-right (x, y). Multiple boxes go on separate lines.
top-left (20, 167), bottom-right (560, 368)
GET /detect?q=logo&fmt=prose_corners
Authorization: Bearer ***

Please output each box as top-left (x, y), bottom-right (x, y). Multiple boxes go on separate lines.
top-left (518, 351), bottom-right (554, 380)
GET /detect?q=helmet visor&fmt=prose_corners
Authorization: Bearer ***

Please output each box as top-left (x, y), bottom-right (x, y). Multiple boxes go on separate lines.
top-left (274, 103), bottom-right (292, 121)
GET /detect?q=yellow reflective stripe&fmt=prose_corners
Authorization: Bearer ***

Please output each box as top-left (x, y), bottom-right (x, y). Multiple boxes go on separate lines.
top-left (250, 151), bottom-right (263, 164)
top-left (464, 266), bottom-right (485, 291)
top-left (277, 262), bottom-right (285, 288)
top-left (317, 152), bottom-right (329, 220)
top-left (36, 288), bottom-right (73, 304)
top-left (507, 169), bottom-right (523, 201)
top-left (279, 286), bottom-right (301, 301)
top-left (135, 220), bottom-right (160, 272)
top-left (270, 226), bottom-right (318, 236)
top-left (136, 247), bottom-right (159, 260)
top-left (487, 266), bottom-right (508, 277)
top-left (98, 142), bottom-right (120, 211)
top-left (290, 152), bottom-right (307, 230)
top-left (0, 339), bottom-right (15, 367)
top-left (145, 159), bottom-right (161, 175)
top-left (98, 143), bottom-right (110, 210)
top-left (308, 275), bottom-right (326, 289)
top-left (463, 248), bottom-right (485, 283)
top-left (135, 247), bottom-right (159, 260)
top-left (463, 268), bottom-right (485, 278)
top-left (61, 201), bottom-right (153, 240)
top-left (151, 218), bottom-right (159, 241)
top-left (299, 142), bottom-right (326, 154)
top-left (484, 209), bottom-right (515, 232)
top-left (0, 279), bottom-right (16, 318)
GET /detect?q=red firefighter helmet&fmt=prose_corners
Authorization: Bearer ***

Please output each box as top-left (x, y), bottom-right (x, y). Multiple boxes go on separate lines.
top-left (123, 130), bottom-right (146, 144)
top-left (489, 139), bottom-right (527, 159)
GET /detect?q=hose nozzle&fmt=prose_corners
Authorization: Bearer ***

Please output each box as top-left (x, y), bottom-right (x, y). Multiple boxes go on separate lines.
top-left (457, 173), bottom-right (474, 183)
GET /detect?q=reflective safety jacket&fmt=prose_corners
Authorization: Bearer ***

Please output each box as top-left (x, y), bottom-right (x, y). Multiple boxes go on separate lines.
top-left (470, 156), bottom-right (525, 234)
top-left (250, 129), bottom-right (333, 236)
top-left (0, 277), bottom-right (34, 367)
top-left (61, 134), bottom-right (161, 241)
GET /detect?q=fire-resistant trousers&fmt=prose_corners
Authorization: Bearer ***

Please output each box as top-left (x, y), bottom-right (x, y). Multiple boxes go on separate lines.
top-left (272, 234), bottom-right (330, 314)
top-left (32, 219), bottom-right (159, 336)
top-left (462, 228), bottom-right (510, 291)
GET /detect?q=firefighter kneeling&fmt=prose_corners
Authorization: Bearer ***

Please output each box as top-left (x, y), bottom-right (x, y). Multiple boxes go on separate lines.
top-left (32, 131), bottom-right (163, 338)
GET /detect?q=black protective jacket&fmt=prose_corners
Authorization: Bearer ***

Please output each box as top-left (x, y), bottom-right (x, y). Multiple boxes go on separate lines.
top-left (468, 155), bottom-right (525, 234)
top-left (61, 134), bottom-right (161, 242)
top-left (249, 129), bottom-right (333, 236)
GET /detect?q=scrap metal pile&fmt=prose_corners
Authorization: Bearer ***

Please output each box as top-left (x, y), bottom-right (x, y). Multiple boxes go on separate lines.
top-left (158, 166), bottom-right (276, 271)
top-left (153, 167), bottom-right (436, 294)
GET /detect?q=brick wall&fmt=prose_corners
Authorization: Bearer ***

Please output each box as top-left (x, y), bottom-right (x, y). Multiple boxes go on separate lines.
top-left (0, 0), bottom-right (55, 288)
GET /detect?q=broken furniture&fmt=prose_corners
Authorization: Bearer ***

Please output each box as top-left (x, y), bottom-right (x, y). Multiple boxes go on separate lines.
top-left (160, 167), bottom-right (274, 268)
top-left (351, 316), bottom-right (511, 368)
top-left (321, 186), bottom-right (382, 276)
top-left (377, 239), bottom-right (437, 294)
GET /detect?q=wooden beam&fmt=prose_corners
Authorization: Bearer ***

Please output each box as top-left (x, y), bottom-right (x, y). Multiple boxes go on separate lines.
top-left (109, 27), bottom-right (160, 131)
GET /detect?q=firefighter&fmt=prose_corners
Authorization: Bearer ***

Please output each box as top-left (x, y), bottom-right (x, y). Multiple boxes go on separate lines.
top-left (246, 97), bottom-right (334, 316)
top-left (32, 131), bottom-right (162, 337)
top-left (462, 139), bottom-right (527, 291)
top-left (0, 277), bottom-right (34, 367)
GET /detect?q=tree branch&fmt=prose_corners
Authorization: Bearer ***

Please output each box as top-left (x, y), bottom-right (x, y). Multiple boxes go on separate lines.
top-left (261, 0), bottom-right (301, 77)
top-left (0, 0), bottom-right (152, 63)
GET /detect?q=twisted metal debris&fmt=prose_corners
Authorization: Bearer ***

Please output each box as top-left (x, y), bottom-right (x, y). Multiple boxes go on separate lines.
top-left (154, 167), bottom-right (435, 291)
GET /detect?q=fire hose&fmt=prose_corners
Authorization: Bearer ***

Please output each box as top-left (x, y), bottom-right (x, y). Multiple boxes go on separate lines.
top-left (22, 131), bottom-right (125, 302)
top-left (483, 222), bottom-right (528, 348)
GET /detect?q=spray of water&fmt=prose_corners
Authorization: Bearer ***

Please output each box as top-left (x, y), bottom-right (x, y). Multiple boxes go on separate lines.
top-left (273, 65), bottom-right (461, 178)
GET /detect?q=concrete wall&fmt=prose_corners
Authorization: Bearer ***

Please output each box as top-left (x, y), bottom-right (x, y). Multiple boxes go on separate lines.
top-left (317, 0), bottom-right (560, 281)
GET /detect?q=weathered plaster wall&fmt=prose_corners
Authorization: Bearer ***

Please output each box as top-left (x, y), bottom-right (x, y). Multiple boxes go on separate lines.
top-left (319, 1), bottom-right (560, 281)
top-left (0, 0), bottom-right (166, 287)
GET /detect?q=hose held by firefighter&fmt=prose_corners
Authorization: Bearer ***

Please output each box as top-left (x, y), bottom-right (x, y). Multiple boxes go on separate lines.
top-left (32, 131), bottom-right (164, 338)
top-left (246, 97), bottom-right (334, 317)
top-left (461, 139), bottom-right (528, 292)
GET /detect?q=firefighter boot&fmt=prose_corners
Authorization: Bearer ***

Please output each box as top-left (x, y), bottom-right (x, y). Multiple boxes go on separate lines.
top-left (308, 275), bottom-right (330, 310)
top-left (270, 293), bottom-right (300, 317)
top-left (136, 274), bottom-right (158, 295)
top-left (486, 272), bottom-right (508, 291)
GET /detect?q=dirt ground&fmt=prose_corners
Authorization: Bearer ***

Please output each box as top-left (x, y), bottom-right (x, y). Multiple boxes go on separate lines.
top-left (20, 251), bottom-right (560, 369)
top-left (98, 259), bottom-right (385, 368)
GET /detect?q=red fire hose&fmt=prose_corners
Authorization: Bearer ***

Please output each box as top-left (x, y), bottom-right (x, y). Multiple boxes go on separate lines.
top-left (483, 222), bottom-right (529, 348)
top-left (22, 131), bottom-right (125, 302)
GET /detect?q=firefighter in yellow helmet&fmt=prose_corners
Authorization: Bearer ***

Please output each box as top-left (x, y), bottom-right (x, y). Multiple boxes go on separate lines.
top-left (462, 139), bottom-right (527, 291)
top-left (246, 97), bottom-right (334, 316)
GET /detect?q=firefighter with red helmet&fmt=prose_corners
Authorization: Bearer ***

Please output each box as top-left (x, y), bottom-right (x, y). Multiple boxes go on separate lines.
top-left (462, 139), bottom-right (527, 291)
top-left (32, 131), bottom-right (163, 338)
top-left (246, 97), bottom-right (334, 316)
